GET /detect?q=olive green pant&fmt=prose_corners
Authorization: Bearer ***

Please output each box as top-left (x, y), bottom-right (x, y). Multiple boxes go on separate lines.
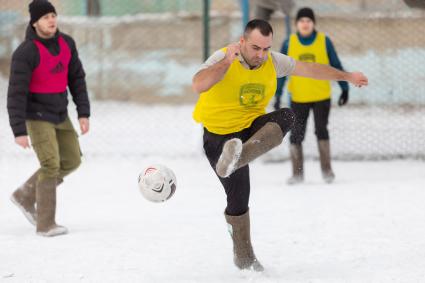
top-left (26, 117), bottom-right (82, 182)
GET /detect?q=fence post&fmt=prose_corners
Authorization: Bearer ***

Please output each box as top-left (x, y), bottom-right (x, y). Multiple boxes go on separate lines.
top-left (285, 14), bottom-right (291, 40)
top-left (203, 0), bottom-right (210, 61)
top-left (86, 0), bottom-right (101, 16)
top-left (240, 0), bottom-right (249, 29)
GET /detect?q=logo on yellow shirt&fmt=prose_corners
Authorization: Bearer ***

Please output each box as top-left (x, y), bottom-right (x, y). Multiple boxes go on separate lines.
top-left (239, 83), bottom-right (265, 107)
top-left (299, 53), bottom-right (316, 63)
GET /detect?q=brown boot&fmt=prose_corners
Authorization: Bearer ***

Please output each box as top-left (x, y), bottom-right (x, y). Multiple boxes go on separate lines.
top-left (287, 144), bottom-right (304, 185)
top-left (318, 140), bottom-right (335, 183)
top-left (10, 170), bottom-right (39, 225)
top-left (216, 122), bottom-right (284, 178)
top-left (36, 178), bottom-right (68, 237)
top-left (225, 210), bottom-right (264, 272)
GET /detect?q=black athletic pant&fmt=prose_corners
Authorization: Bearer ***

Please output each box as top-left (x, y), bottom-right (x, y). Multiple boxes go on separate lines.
top-left (290, 99), bottom-right (331, 145)
top-left (203, 108), bottom-right (295, 216)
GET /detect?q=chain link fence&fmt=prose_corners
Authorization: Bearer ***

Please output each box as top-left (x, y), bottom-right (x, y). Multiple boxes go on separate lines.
top-left (0, 0), bottom-right (424, 160)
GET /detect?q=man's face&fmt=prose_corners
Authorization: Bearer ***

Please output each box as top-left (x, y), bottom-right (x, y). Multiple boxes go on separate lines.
top-left (240, 29), bottom-right (273, 68)
top-left (296, 17), bottom-right (314, 37)
top-left (33, 12), bottom-right (57, 38)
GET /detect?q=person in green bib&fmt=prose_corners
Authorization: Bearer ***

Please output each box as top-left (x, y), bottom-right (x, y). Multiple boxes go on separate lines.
top-left (192, 19), bottom-right (367, 271)
top-left (274, 7), bottom-right (350, 184)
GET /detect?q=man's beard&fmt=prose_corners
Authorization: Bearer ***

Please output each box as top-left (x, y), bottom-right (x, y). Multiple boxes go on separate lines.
top-left (39, 26), bottom-right (57, 38)
top-left (241, 53), bottom-right (262, 69)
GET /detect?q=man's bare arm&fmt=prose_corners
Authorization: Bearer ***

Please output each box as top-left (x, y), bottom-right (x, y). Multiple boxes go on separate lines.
top-left (192, 58), bottom-right (232, 93)
top-left (292, 61), bottom-right (368, 87)
top-left (192, 43), bottom-right (240, 93)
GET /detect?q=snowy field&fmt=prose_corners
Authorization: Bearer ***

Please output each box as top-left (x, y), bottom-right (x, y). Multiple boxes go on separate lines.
top-left (1, 75), bottom-right (425, 282)
top-left (1, 157), bottom-right (425, 283)
top-left (1, 99), bottom-right (424, 282)
top-left (1, 8), bottom-right (425, 282)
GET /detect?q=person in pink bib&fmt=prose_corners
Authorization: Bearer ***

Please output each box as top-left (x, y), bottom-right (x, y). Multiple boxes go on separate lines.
top-left (7, 0), bottom-right (90, 237)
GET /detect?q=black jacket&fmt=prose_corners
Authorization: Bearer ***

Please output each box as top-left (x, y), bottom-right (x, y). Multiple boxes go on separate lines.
top-left (7, 26), bottom-right (90, 137)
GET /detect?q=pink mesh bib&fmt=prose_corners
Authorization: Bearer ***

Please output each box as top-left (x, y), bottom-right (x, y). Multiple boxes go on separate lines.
top-left (29, 36), bottom-right (71, 93)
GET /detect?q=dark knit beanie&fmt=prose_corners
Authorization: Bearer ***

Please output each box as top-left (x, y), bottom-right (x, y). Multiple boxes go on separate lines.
top-left (29, 0), bottom-right (56, 25)
top-left (296, 7), bottom-right (315, 23)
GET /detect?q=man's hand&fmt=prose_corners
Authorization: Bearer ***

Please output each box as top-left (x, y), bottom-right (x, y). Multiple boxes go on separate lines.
top-left (347, 72), bottom-right (368, 88)
top-left (338, 90), bottom-right (349, 106)
top-left (15, 136), bottom-right (30, 149)
top-left (224, 43), bottom-right (241, 64)
top-left (79, 118), bottom-right (90, 135)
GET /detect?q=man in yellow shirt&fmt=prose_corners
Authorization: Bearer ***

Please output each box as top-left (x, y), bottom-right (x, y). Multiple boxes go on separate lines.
top-left (192, 19), bottom-right (367, 271)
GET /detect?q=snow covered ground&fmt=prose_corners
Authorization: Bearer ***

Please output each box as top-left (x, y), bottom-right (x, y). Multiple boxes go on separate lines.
top-left (1, 157), bottom-right (425, 282)
top-left (1, 74), bottom-right (425, 282)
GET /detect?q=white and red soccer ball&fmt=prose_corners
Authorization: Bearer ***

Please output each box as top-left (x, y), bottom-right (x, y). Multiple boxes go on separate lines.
top-left (138, 164), bottom-right (177, 202)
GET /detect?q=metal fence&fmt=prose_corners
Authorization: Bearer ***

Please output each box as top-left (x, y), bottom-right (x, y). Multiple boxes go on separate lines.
top-left (0, 0), bottom-right (424, 160)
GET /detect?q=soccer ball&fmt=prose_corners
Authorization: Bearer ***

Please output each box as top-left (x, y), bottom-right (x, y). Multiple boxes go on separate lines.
top-left (138, 164), bottom-right (177, 202)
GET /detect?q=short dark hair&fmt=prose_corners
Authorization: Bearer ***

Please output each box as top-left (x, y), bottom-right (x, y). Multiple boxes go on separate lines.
top-left (244, 19), bottom-right (273, 37)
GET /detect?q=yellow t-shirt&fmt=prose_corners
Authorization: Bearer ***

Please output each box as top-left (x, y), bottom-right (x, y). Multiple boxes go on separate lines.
top-left (288, 32), bottom-right (331, 103)
top-left (193, 48), bottom-right (277, 135)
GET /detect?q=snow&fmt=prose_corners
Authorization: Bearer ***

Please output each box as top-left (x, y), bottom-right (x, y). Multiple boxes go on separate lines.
top-left (1, 68), bottom-right (425, 282)
top-left (1, 69), bottom-right (425, 281)
top-left (1, 157), bottom-right (425, 282)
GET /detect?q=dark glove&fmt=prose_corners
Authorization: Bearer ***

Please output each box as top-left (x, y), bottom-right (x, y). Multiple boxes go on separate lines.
top-left (338, 90), bottom-right (349, 106)
top-left (273, 97), bottom-right (281, 111)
